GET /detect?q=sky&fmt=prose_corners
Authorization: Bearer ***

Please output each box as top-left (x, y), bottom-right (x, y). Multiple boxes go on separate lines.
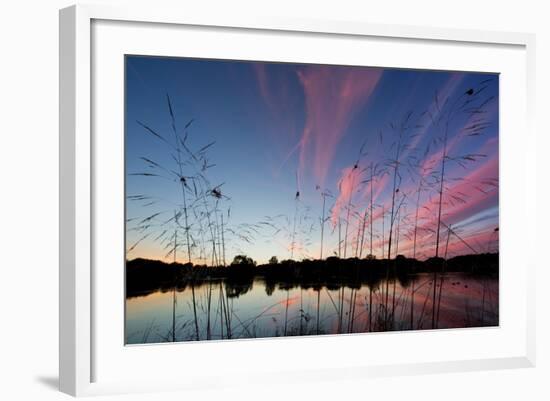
top-left (125, 55), bottom-right (499, 265)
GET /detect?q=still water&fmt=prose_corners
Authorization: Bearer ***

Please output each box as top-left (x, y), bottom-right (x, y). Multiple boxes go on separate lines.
top-left (126, 273), bottom-right (498, 344)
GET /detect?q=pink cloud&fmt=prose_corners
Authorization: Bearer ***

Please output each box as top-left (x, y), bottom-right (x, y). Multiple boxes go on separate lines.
top-left (419, 96), bottom-right (498, 177)
top-left (404, 156), bottom-right (498, 255)
top-left (329, 74), bottom-right (469, 234)
top-left (330, 165), bottom-right (362, 227)
top-left (356, 155), bottom-right (498, 259)
top-left (401, 74), bottom-right (465, 161)
top-left (297, 66), bottom-right (383, 187)
top-left (330, 167), bottom-right (389, 228)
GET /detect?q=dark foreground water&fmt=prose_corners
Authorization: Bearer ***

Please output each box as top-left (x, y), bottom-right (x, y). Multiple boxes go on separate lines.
top-left (125, 272), bottom-right (498, 344)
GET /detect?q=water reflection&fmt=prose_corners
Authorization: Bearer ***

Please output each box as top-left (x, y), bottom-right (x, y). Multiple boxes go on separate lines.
top-left (126, 273), bottom-right (498, 344)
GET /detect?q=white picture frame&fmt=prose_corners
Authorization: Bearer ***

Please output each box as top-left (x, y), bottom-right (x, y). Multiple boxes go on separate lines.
top-left (59, 3), bottom-right (536, 397)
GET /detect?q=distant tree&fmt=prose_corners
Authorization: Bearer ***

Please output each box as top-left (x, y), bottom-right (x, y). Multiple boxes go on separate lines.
top-left (268, 256), bottom-right (279, 265)
top-left (365, 254), bottom-right (376, 260)
top-left (231, 254), bottom-right (256, 267)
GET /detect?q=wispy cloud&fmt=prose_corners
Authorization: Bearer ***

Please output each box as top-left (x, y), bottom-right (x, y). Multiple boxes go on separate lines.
top-left (330, 165), bottom-right (362, 227)
top-left (297, 66), bottom-right (383, 187)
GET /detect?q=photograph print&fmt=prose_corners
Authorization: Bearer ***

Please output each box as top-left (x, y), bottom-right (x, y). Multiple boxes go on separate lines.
top-left (125, 56), bottom-right (499, 344)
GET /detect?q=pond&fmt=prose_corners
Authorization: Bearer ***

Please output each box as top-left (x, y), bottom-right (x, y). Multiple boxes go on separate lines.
top-left (126, 272), bottom-right (498, 344)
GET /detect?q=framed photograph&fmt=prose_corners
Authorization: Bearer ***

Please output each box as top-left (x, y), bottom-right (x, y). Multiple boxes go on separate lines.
top-left (59, 4), bottom-right (536, 396)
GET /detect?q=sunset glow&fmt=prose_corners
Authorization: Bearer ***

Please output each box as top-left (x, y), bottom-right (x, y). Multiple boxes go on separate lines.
top-left (126, 57), bottom-right (498, 265)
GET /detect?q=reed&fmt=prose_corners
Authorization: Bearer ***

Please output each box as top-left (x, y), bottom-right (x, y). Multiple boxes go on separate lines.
top-left (126, 77), bottom-right (498, 342)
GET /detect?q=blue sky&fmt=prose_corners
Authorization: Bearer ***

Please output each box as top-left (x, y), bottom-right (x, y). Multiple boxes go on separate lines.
top-left (125, 55), bottom-right (499, 264)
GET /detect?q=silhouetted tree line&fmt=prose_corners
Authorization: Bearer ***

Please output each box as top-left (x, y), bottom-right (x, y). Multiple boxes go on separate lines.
top-left (126, 253), bottom-right (498, 298)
